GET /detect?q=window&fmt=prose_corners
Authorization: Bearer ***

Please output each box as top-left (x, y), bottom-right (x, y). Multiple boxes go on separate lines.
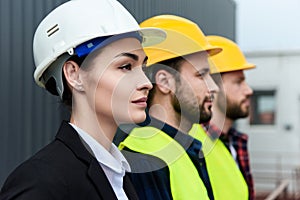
top-left (250, 90), bottom-right (276, 125)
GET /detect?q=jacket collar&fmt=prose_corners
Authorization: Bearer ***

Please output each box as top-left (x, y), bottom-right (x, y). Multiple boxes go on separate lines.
top-left (55, 121), bottom-right (118, 200)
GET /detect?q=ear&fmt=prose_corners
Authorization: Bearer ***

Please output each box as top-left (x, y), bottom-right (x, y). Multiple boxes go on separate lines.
top-left (155, 70), bottom-right (175, 94)
top-left (63, 61), bottom-right (84, 92)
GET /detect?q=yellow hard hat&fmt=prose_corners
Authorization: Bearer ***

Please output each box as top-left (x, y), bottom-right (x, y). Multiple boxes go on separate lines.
top-left (140, 15), bottom-right (222, 66)
top-left (206, 35), bottom-right (256, 74)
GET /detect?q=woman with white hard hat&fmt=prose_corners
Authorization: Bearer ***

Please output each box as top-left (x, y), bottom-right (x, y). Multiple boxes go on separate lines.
top-left (0, 0), bottom-right (165, 199)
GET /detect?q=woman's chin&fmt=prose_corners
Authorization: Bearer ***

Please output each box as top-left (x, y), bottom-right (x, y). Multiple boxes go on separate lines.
top-left (130, 112), bottom-right (147, 124)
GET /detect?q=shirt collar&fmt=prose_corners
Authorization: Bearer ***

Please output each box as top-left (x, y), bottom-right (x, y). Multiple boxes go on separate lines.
top-left (149, 117), bottom-right (202, 156)
top-left (228, 127), bottom-right (249, 141)
top-left (207, 123), bottom-right (248, 141)
top-left (205, 123), bottom-right (224, 140)
top-left (69, 123), bottom-right (130, 173)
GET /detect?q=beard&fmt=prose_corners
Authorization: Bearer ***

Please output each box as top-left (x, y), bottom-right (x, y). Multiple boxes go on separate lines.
top-left (171, 83), bottom-right (212, 124)
top-left (199, 105), bottom-right (213, 123)
top-left (217, 91), bottom-right (250, 120)
top-left (226, 100), bottom-right (250, 120)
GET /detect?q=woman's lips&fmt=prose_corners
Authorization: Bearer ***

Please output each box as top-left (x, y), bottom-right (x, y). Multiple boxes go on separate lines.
top-left (132, 97), bottom-right (148, 107)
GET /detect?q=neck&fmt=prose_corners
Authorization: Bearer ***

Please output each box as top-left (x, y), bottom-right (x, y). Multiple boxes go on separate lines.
top-left (175, 113), bottom-right (193, 134)
top-left (149, 102), bottom-right (192, 134)
top-left (211, 106), bottom-right (233, 135)
top-left (70, 100), bottom-right (116, 150)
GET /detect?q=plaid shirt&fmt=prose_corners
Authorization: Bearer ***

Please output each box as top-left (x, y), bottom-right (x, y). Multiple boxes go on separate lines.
top-left (207, 124), bottom-right (255, 200)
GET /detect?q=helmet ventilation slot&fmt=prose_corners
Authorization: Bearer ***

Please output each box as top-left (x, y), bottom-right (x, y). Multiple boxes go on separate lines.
top-left (47, 24), bottom-right (59, 37)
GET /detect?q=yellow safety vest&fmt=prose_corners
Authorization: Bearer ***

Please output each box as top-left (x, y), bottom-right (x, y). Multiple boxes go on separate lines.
top-left (119, 126), bottom-right (210, 200)
top-left (189, 124), bottom-right (248, 200)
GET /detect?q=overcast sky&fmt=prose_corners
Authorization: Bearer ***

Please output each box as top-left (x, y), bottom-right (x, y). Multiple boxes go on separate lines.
top-left (235, 0), bottom-right (300, 52)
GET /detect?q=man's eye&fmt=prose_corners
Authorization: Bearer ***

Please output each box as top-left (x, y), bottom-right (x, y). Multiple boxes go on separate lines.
top-left (198, 73), bottom-right (205, 78)
top-left (119, 63), bottom-right (132, 71)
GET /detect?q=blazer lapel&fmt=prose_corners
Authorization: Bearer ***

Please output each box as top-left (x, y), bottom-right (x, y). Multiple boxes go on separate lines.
top-left (55, 121), bottom-right (117, 200)
top-left (88, 159), bottom-right (118, 200)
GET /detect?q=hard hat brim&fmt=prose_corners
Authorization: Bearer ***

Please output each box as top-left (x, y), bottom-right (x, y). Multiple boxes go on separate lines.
top-left (207, 46), bottom-right (223, 57)
top-left (140, 27), bottom-right (222, 66)
top-left (210, 63), bottom-right (256, 74)
top-left (139, 27), bottom-right (167, 47)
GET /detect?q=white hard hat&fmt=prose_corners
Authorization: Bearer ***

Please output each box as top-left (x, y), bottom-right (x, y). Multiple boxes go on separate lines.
top-left (33, 0), bottom-right (166, 98)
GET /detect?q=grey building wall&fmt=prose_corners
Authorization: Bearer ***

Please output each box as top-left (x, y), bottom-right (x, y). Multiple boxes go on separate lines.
top-left (0, 0), bottom-right (235, 186)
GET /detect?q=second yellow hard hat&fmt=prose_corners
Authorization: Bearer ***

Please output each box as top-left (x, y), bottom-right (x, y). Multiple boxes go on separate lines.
top-left (140, 15), bottom-right (222, 66)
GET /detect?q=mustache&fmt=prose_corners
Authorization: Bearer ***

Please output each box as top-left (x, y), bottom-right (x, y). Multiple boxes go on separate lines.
top-left (241, 95), bottom-right (252, 103)
top-left (204, 94), bottom-right (215, 102)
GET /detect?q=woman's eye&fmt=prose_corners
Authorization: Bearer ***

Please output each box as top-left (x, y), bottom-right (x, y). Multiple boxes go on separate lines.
top-left (119, 63), bottom-right (132, 71)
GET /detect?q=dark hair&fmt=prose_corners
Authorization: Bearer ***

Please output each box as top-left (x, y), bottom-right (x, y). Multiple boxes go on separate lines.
top-left (146, 56), bottom-right (184, 106)
top-left (44, 54), bottom-right (87, 111)
top-left (61, 55), bottom-right (87, 110)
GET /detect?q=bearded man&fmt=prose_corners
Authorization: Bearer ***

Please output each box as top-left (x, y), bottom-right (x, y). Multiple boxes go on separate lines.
top-left (207, 35), bottom-right (256, 200)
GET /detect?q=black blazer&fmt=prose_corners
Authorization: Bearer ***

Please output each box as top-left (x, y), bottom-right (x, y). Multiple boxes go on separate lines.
top-left (0, 121), bottom-right (138, 200)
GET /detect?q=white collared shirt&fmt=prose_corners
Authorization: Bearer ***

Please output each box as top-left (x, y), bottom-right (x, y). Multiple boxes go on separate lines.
top-left (70, 123), bottom-right (130, 200)
top-left (229, 141), bottom-right (239, 168)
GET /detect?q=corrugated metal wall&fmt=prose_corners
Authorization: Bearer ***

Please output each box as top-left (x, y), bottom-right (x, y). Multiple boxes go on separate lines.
top-left (118, 0), bottom-right (236, 40)
top-left (0, 0), bottom-right (235, 186)
top-left (0, 0), bottom-right (69, 186)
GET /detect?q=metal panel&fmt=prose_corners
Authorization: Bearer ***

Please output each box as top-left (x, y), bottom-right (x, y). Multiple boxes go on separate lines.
top-left (0, 0), bottom-right (68, 186)
top-left (0, 0), bottom-right (235, 186)
top-left (119, 0), bottom-right (236, 40)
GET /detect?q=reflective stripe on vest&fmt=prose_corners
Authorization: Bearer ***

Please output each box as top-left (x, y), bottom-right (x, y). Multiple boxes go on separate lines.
top-left (119, 126), bottom-right (210, 200)
top-left (189, 124), bottom-right (248, 200)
